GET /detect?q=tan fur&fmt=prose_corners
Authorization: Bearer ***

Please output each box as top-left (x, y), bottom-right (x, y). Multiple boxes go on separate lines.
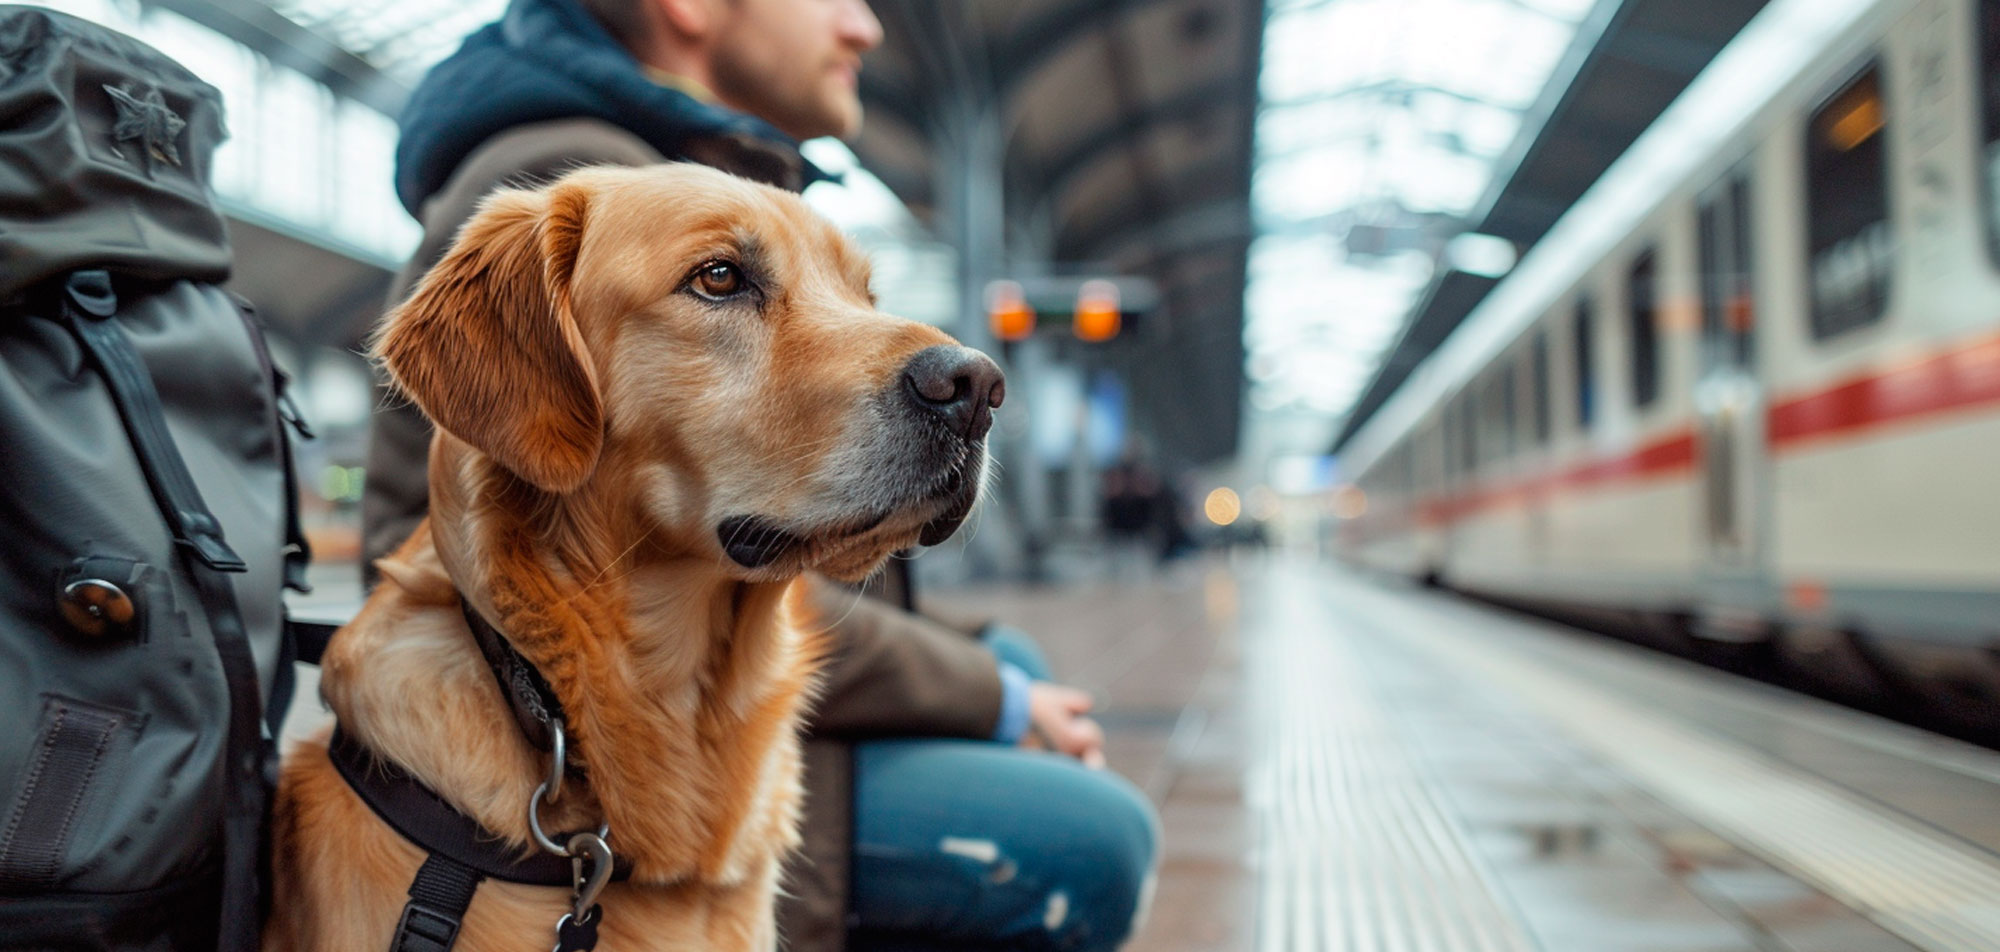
top-left (267, 165), bottom-right (979, 951)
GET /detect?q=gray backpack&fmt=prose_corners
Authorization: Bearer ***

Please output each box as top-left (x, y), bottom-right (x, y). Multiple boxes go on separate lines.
top-left (0, 8), bottom-right (314, 949)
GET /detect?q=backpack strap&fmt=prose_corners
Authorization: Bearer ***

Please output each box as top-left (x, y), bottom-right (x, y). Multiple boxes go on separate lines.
top-left (288, 618), bottom-right (341, 666)
top-left (57, 270), bottom-right (274, 952)
top-left (60, 271), bottom-right (246, 573)
top-left (273, 367), bottom-right (316, 594)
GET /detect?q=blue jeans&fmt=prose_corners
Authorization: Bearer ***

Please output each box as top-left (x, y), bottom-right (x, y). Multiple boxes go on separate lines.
top-left (848, 628), bottom-right (1160, 952)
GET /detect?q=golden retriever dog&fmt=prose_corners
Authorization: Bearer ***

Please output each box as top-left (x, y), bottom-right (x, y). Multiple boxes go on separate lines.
top-left (266, 163), bottom-right (1002, 951)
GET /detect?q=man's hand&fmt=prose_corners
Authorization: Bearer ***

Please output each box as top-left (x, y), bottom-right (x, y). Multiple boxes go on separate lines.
top-left (1025, 682), bottom-right (1107, 768)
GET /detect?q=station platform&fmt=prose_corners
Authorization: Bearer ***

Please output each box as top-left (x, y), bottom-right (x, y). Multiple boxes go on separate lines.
top-left (282, 555), bottom-right (2000, 951)
top-left (927, 557), bottom-right (2000, 952)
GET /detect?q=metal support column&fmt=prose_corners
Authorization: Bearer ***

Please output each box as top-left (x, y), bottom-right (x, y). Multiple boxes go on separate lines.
top-left (935, 97), bottom-right (1049, 581)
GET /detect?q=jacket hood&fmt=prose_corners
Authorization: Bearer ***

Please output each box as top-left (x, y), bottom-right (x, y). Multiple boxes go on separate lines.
top-left (393, 0), bottom-right (827, 215)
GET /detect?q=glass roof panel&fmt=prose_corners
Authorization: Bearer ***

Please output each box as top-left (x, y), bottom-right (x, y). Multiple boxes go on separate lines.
top-left (271, 0), bottom-right (508, 81)
top-left (1244, 0), bottom-right (1603, 460)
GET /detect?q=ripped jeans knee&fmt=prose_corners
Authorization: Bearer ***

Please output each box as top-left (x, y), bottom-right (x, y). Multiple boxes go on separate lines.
top-left (849, 740), bottom-right (1161, 952)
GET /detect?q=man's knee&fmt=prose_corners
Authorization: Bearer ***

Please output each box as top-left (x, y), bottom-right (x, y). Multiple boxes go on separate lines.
top-left (1031, 767), bottom-right (1160, 950)
top-left (850, 742), bottom-right (1161, 951)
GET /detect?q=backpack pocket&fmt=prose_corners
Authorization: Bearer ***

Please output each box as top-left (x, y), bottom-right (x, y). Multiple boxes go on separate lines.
top-left (0, 695), bottom-right (147, 889)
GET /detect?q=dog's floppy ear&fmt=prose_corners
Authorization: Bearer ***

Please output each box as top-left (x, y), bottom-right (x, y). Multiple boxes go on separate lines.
top-left (374, 183), bottom-right (602, 493)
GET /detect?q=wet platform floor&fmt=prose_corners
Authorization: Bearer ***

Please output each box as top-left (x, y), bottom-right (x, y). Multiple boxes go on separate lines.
top-left (926, 556), bottom-right (2000, 952)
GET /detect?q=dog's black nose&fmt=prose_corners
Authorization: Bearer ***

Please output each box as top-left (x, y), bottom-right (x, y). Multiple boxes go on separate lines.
top-left (903, 345), bottom-right (1005, 440)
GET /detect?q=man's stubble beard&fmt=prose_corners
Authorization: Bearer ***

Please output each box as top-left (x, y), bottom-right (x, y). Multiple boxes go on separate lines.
top-left (712, 46), bottom-right (861, 142)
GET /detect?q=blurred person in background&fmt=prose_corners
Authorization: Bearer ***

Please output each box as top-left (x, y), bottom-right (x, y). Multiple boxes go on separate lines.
top-left (357, 0), bottom-right (1158, 949)
top-left (1154, 474), bottom-right (1195, 564)
top-left (1100, 443), bottom-right (1195, 574)
top-left (1100, 448), bottom-right (1162, 579)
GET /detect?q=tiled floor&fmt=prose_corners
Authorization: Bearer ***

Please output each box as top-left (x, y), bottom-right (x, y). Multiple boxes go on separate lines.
top-left (929, 555), bottom-right (2000, 952)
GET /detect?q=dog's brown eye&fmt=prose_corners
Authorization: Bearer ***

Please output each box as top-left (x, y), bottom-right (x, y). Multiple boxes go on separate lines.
top-left (691, 261), bottom-right (746, 300)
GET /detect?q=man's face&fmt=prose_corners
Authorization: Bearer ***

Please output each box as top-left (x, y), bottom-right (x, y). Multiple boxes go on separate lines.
top-left (710, 0), bottom-right (883, 141)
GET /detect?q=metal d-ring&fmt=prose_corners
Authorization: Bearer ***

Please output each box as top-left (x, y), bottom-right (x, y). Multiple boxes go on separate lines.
top-left (542, 719), bottom-right (567, 805)
top-left (528, 781), bottom-right (566, 854)
top-left (528, 782), bottom-right (613, 857)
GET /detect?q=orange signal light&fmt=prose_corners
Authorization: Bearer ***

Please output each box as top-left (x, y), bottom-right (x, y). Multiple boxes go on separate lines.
top-left (986, 280), bottom-right (1036, 341)
top-left (992, 302), bottom-right (1036, 341)
top-left (1074, 279), bottom-right (1121, 342)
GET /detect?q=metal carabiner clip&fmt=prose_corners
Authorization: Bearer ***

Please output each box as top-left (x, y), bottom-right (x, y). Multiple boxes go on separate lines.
top-left (566, 830), bottom-right (614, 922)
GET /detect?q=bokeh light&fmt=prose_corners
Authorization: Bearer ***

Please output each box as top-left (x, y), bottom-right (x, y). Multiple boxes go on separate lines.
top-left (1205, 487), bottom-right (1243, 526)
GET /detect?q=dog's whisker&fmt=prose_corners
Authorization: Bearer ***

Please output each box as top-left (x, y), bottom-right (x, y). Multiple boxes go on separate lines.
top-left (808, 584), bottom-right (869, 637)
top-left (577, 533), bottom-right (651, 591)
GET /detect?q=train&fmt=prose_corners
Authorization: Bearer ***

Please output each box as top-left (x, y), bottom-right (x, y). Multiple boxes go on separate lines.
top-left (1338, 0), bottom-right (2000, 732)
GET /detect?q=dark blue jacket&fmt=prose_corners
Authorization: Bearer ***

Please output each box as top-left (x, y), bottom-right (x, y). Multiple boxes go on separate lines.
top-left (393, 0), bottom-right (825, 215)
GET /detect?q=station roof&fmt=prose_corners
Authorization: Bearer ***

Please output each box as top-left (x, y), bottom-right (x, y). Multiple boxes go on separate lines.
top-left (1328, 0), bottom-right (1772, 452)
top-left (849, 0), bottom-right (1267, 466)
top-left (118, 0), bottom-right (1774, 471)
top-left (163, 0), bottom-right (1271, 464)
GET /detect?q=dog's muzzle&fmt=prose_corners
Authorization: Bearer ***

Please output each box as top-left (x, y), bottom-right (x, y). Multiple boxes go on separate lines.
top-left (715, 346), bottom-right (1005, 570)
top-left (901, 345), bottom-right (1004, 442)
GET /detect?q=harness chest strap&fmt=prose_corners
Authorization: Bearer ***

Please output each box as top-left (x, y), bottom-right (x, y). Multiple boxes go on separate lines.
top-left (327, 727), bottom-right (631, 949)
top-left (327, 599), bottom-right (626, 952)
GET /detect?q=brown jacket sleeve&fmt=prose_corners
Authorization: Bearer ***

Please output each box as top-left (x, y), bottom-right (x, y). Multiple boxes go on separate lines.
top-left (800, 577), bottom-right (1002, 739)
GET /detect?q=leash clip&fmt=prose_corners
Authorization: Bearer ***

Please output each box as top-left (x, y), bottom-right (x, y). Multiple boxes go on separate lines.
top-left (550, 832), bottom-right (612, 952)
top-left (566, 832), bottom-right (613, 920)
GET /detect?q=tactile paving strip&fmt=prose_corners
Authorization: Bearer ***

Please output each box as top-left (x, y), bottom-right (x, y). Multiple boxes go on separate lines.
top-left (1249, 581), bottom-right (1539, 952)
top-left (1396, 609), bottom-right (2000, 952)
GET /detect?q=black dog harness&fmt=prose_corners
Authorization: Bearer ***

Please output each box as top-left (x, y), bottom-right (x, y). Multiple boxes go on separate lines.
top-left (330, 601), bottom-right (629, 952)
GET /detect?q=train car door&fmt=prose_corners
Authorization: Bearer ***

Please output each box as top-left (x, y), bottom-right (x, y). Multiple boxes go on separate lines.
top-left (1692, 172), bottom-right (1766, 574)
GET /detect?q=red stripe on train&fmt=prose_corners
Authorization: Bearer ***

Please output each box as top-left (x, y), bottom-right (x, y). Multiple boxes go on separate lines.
top-left (1768, 332), bottom-right (2000, 449)
top-left (1412, 428), bottom-right (1695, 526)
top-left (1393, 331), bottom-right (2000, 530)
top-left (1555, 430), bottom-right (1696, 486)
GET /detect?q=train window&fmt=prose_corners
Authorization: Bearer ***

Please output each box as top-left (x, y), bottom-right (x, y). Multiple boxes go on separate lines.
top-left (1478, 376), bottom-right (1498, 466)
top-left (1472, 380), bottom-right (1491, 467)
top-left (1416, 425), bottom-right (1434, 495)
top-left (1456, 400), bottom-right (1472, 480)
top-left (1446, 401), bottom-right (1463, 480)
top-left (1427, 422), bottom-right (1442, 492)
top-left (1461, 398), bottom-right (1476, 475)
top-left (1728, 178), bottom-right (1755, 364)
top-left (1531, 332), bottom-right (1552, 446)
top-left (1574, 298), bottom-right (1596, 431)
top-left (1498, 363), bottom-right (1517, 460)
top-left (1451, 402), bottom-right (1464, 479)
top-left (1805, 64), bottom-right (1892, 339)
top-left (1698, 173), bottom-right (1757, 366)
top-left (1984, 2), bottom-right (2000, 262)
top-left (1627, 250), bottom-right (1660, 409)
